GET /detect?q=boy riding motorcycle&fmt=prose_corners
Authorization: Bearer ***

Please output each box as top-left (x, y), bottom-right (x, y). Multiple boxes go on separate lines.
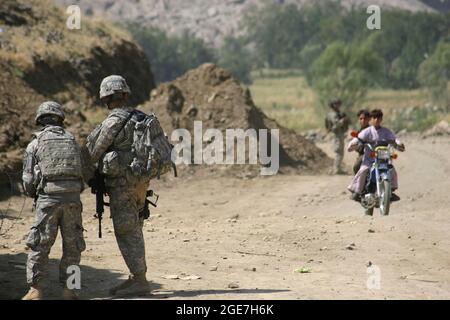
top-left (352, 109), bottom-right (370, 174)
top-left (347, 109), bottom-right (405, 202)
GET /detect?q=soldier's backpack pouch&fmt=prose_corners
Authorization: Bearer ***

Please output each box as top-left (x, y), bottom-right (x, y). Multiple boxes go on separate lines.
top-left (101, 151), bottom-right (122, 177)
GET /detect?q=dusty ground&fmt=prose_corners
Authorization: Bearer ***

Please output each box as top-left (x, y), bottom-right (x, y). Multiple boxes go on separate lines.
top-left (1, 134), bottom-right (449, 300)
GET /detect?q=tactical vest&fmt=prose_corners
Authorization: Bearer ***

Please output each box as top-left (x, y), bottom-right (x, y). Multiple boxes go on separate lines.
top-left (326, 111), bottom-right (348, 134)
top-left (35, 126), bottom-right (83, 182)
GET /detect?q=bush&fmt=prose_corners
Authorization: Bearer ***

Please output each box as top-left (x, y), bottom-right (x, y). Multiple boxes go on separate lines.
top-left (387, 106), bottom-right (441, 133)
top-left (309, 41), bottom-right (384, 111)
top-left (418, 41), bottom-right (450, 106)
top-left (218, 37), bottom-right (253, 84)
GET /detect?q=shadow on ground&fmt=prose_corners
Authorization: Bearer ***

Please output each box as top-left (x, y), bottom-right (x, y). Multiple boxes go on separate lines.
top-left (1, 253), bottom-right (290, 300)
top-left (149, 288), bottom-right (291, 299)
top-left (0, 252), bottom-right (163, 300)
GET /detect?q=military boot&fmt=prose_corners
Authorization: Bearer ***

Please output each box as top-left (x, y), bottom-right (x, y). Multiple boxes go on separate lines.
top-left (22, 285), bottom-right (43, 300)
top-left (110, 273), bottom-right (149, 297)
top-left (63, 288), bottom-right (79, 300)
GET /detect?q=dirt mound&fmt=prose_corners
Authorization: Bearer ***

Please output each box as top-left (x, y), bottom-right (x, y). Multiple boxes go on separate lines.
top-left (141, 63), bottom-right (332, 177)
top-left (0, 0), bottom-right (155, 186)
top-left (0, 0), bottom-right (154, 106)
top-left (0, 61), bottom-right (90, 190)
top-left (423, 120), bottom-right (450, 138)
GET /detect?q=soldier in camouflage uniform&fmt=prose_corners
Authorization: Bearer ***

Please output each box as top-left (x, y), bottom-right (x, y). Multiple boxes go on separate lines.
top-left (22, 102), bottom-right (85, 300)
top-left (325, 99), bottom-right (349, 175)
top-left (82, 75), bottom-right (150, 297)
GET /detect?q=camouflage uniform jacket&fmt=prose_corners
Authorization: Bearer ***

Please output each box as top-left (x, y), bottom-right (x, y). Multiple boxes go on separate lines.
top-left (325, 110), bottom-right (349, 135)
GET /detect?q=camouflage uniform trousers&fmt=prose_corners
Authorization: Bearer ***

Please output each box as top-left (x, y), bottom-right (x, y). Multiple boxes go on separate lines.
top-left (332, 133), bottom-right (345, 173)
top-left (26, 194), bottom-right (85, 286)
top-left (107, 177), bottom-right (149, 276)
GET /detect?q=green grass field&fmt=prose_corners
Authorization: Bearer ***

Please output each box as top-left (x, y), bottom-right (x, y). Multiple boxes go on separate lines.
top-left (249, 75), bottom-right (321, 131)
top-left (249, 73), bottom-right (447, 133)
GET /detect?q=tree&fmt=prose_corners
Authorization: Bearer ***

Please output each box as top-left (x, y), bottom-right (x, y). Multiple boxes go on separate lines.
top-left (218, 37), bottom-right (253, 84)
top-left (126, 24), bottom-right (216, 83)
top-left (243, 3), bottom-right (313, 68)
top-left (309, 41), bottom-right (383, 112)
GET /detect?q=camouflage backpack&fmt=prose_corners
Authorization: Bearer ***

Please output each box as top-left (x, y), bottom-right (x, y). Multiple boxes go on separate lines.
top-left (35, 126), bottom-right (83, 181)
top-left (129, 112), bottom-right (175, 179)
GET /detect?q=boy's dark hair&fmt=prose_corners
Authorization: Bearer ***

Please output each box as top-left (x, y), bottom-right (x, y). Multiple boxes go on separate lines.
top-left (369, 109), bottom-right (383, 119)
top-left (357, 109), bottom-right (370, 118)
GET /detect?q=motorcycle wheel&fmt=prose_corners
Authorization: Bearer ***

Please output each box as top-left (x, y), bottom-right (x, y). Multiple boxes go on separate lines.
top-left (380, 180), bottom-right (391, 216)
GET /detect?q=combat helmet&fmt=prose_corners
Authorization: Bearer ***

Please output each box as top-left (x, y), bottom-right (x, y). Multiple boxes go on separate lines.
top-left (35, 101), bottom-right (65, 125)
top-left (329, 98), bottom-right (342, 108)
top-left (99, 75), bottom-right (131, 99)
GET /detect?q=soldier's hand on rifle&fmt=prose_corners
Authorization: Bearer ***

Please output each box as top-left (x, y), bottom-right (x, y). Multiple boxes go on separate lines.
top-left (87, 177), bottom-right (98, 189)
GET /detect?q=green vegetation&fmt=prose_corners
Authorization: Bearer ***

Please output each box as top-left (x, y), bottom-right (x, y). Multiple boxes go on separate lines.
top-left (126, 1), bottom-right (449, 111)
top-left (244, 2), bottom-right (450, 109)
top-left (418, 41), bottom-right (450, 106)
top-left (249, 74), bottom-right (447, 133)
top-left (126, 24), bottom-right (253, 84)
top-left (388, 106), bottom-right (441, 133)
top-left (218, 37), bottom-right (253, 84)
top-left (308, 41), bottom-right (383, 111)
top-left (125, 24), bottom-right (216, 83)
top-left (122, 1), bottom-right (449, 132)
top-left (244, 2), bottom-right (450, 87)
top-left (249, 76), bottom-right (321, 131)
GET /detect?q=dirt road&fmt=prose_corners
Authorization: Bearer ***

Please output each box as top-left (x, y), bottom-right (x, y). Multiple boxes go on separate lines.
top-left (1, 135), bottom-right (449, 300)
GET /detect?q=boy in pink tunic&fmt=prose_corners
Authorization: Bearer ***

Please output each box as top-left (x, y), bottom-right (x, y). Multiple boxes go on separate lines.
top-left (347, 109), bottom-right (405, 200)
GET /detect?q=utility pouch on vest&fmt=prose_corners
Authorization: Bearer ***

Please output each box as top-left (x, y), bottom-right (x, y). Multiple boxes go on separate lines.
top-left (42, 179), bottom-right (83, 194)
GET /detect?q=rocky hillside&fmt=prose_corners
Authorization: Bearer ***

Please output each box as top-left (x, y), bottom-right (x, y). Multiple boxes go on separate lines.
top-left (0, 0), bottom-right (154, 183)
top-left (53, 0), bottom-right (435, 47)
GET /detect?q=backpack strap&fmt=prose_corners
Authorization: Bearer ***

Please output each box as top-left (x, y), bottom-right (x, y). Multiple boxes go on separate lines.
top-left (102, 110), bottom-right (135, 157)
top-left (112, 109), bottom-right (135, 140)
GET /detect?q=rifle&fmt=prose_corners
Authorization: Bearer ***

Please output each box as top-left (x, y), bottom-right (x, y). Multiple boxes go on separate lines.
top-left (90, 170), bottom-right (109, 238)
top-left (139, 190), bottom-right (159, 220)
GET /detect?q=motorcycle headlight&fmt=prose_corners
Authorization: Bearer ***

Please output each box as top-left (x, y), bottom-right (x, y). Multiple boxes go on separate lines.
top-left (377, 150), bottom-right (390, 160)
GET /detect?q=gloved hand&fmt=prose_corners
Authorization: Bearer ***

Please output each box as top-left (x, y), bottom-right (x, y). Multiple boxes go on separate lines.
top-left (88, 177), bottom-right (99, 190)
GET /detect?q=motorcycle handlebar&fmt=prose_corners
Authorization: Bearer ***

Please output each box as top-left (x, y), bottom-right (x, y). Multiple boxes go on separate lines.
top-left (356, 139), bottom-right (399, 151)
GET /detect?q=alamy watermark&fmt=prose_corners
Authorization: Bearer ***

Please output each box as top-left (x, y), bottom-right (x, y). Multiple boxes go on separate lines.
top-left (66, 5), bottom-right (81, 30)
top-left (171, 121), bottom-right (280, 176)
top-left (366, 264), bottom-right (381, 290)
top-left (66, 265), bottom-right (81, 290)
top-left (366, 5), bottom-right (381, 30)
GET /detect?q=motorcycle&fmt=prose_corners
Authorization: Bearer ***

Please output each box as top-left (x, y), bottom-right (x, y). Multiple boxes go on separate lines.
top-left (350, 131), bottom-right (400, 216)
